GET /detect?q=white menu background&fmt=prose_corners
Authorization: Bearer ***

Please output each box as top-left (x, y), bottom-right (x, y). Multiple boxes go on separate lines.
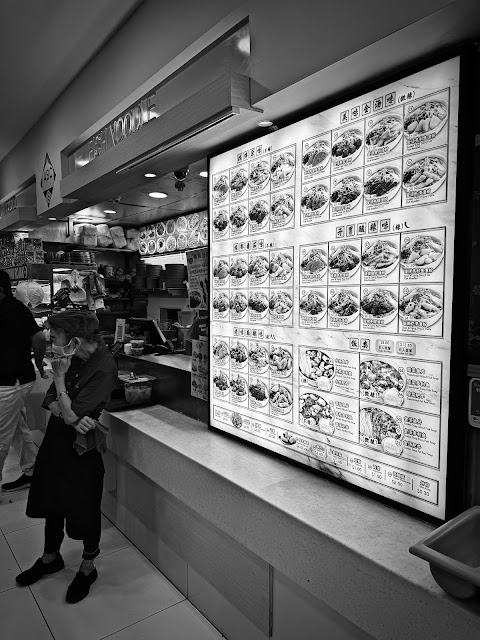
top-left (209, 58), bottom-right (459, 519)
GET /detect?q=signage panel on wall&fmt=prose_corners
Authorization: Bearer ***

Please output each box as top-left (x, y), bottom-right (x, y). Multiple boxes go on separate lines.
top-left (209, 58), bottom-right (460, 519)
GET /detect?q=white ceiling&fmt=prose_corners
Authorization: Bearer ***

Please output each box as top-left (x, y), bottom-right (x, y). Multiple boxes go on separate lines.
top-left (0, 0), bottom-right (142, 163)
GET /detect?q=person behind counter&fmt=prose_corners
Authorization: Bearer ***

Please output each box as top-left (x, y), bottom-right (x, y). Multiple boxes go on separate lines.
top-left (16, 310), bottom-right (117, 604)
top-left (0, 270), bottom-right (46, 496)
top-left (184, 311), bottom-right (208, 356)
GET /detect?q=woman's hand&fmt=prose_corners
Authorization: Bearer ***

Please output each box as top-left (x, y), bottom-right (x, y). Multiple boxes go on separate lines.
top-left (73, 416), bottom-right (97, 435)
top-left (51, 356), bottom-right (72, 378)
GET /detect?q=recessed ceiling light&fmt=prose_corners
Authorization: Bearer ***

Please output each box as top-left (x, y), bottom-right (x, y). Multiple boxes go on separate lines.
top-left (257, 120), bottom-right (274, 127)
top-left (144, 173), bottom-right (156, 178)
top-left (199, 171), bottom-right (208, 178)
top-left (103, 209), bottom-right (116, 214)
top-left (48, 217), bottom-right (56, 221)
top-left (149, 192), bottom-right (168, 198)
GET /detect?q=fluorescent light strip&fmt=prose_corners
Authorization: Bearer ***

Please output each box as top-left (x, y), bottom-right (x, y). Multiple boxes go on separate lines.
top-left (116, 109), bottom-right (236, 175)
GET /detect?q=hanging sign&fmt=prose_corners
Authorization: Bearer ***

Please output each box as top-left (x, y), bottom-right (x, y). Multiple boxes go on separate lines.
top-left (40, 153), bottom-right (56, 207)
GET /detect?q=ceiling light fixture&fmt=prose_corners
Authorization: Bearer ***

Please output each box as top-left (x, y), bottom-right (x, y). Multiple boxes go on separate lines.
top-left (149, 192), bottom-right (168, 199)
top-left (199, 171), bottom-right (208, 178)
top-left (48, 217), bottom-right (56, 221)
top-left (144, 173), bottom-right (156, 178)
top-left (257, 120), bottom-right (274, 127)
top-left (103, 209), bottom-right (116, 214)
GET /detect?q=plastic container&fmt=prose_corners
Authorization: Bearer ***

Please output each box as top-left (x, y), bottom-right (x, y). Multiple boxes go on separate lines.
top-left (409, 506), bottom-right (480, 599)
top-left (118, 372), bottom-right (156, 405)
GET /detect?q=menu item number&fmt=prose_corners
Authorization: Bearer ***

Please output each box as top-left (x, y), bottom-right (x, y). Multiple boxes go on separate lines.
top-left (359, 360), bottom-right (405, 406)
top-left (329, 244), bottom-right (361, 278)
top-left (213, 340), bottom-right (229, 366)
top-left (300, 290), bottom-right (327, 318)
top-left (301, 183), bottom-right (329, 216)
top-left (332, 129), bottom-right (363, 162)
top-left (300, 247), bottom-right (328, 280)
top-left (360, 406), bottom-right (403, 455)
top-left (213, 209), bottom-right (229, 236)
top-left (299, 392), bottom-right (335, 433)
top-left (299, 349), bottom-right (334, 391)
top-left (400, 235), bottom-right (444, 269)
top-left (399, 288), bottom-right (443, 326)
top-left (213, 175), bottom-right (229, 200)
top-left (270, 252), bottom-right (294, 284)
top-left (365, 115), bottom-right (402, 150)
top-left (270, 384), bottom-right (293, 413)
top-left (271, 191), bottom-right (294, 227)
top-left (364, 166), bottom-right (401, 201)
top-left (270, 346), bottom-right (293, 377)
top-left (328, 289), bottom-right (360, 322)
top-left (230, 205), bottom-right (248, 234)
top-left (402, 155), bottom-right (447, 193)
top-left (403, 100), bottom-right (448, 138)
top-left (331, 176), bottom-right (363, 207)
top-left (360, 288), bottom-right (398, 321)
top-left (270, 152), bottom-right (295, 187)
top-left (362, 239), bottom-right (399, 273)
top-left (230, 168), bottom-right (248, 198)
top-left (302, 140), bottom-right (331, 171)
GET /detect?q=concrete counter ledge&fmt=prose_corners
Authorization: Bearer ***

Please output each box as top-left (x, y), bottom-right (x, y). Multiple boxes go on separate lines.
top-left (101, 405), bottom-right (480, 640)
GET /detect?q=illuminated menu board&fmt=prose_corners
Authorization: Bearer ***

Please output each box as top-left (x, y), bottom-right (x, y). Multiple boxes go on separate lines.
top-left (209, 58), bottom-right (459, 519)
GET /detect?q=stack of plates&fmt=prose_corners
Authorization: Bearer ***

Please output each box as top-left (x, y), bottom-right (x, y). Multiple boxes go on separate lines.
top-left (69, 250), bottom-right (95, 265)
top-left (134, 276), bottom-right (147, 290)
top-left (146, 264), bottom-right (163, 290)
top-left (136, 262), bottom-right (147, 275)
top-left (165, 264), bottom-right (187, 289)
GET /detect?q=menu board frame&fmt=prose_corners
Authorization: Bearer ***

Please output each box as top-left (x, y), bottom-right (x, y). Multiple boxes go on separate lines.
top-left (208, 50), bottom-right (475, 523)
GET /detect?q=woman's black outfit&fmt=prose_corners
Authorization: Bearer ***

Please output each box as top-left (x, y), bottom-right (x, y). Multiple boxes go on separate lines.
top-left (26, 342), bottom-right (117, 559)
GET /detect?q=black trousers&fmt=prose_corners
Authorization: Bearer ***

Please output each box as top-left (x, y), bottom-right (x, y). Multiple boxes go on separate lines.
top-left (44, 513), bottom-right (101, 560)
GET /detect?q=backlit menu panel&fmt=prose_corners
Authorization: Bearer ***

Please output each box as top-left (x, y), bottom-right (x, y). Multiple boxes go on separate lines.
top-left (209, 58), bottom-right (460, 519)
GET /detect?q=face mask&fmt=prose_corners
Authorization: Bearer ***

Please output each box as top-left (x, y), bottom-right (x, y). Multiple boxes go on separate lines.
top-left (51, 338), bottom-right (78, 357)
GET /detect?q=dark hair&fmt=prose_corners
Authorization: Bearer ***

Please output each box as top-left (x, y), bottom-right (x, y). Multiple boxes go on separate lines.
top-left (0, 270), bottom-right (13, 297)
top-left (48, 310), bottom-right (99, 341)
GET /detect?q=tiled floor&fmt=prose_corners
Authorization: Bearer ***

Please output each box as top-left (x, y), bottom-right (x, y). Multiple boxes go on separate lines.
top-left (0, 448), bottom-right (224, 640)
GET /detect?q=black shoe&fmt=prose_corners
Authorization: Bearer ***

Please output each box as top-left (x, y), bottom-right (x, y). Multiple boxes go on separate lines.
top-left (66, 568), bottom-right (98, 604)
top-left (2, 474), bottom-right (32, 492)
top-left (16, 555), bottom-right (65, 586)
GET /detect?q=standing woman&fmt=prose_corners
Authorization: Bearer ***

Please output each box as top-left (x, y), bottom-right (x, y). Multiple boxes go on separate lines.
top-left (16, 310), bottom-right (117, 603)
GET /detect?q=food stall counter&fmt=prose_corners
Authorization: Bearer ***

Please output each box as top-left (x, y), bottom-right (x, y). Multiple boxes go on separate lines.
top-left (101, 404), bottom-right (480, 640)
top-left (126, 352), bottom-right (192, 372)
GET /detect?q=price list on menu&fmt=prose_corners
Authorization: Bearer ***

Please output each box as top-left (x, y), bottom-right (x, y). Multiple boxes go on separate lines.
top-left (209, 57), bottom-right (460, 518)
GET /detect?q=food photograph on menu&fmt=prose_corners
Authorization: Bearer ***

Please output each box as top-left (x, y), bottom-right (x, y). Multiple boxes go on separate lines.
top-left (210, 57), bottom-right (459, 519)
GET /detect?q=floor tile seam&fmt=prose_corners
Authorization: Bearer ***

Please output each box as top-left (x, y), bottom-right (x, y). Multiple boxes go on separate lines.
top-left (0, 504), bottom-right (42, 535)
top-left (103, 514), bottom-right (227, 637)
top-left (5, 524), bottom-right (133, 569)
top-left (59, 541), bottom-right (135, 570)
top-left (98, 599), bottom-right (188, 640)
top-left (2, 526), bottom-right (23, 572)
top-left (26, 586), bottom-right (56, 640)
top-left (2, 517), bottom-right (44, 537)
top-left (101, 512), bottom-right (135, 547)
top-left (0, 582), bottom-right (19, 596)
